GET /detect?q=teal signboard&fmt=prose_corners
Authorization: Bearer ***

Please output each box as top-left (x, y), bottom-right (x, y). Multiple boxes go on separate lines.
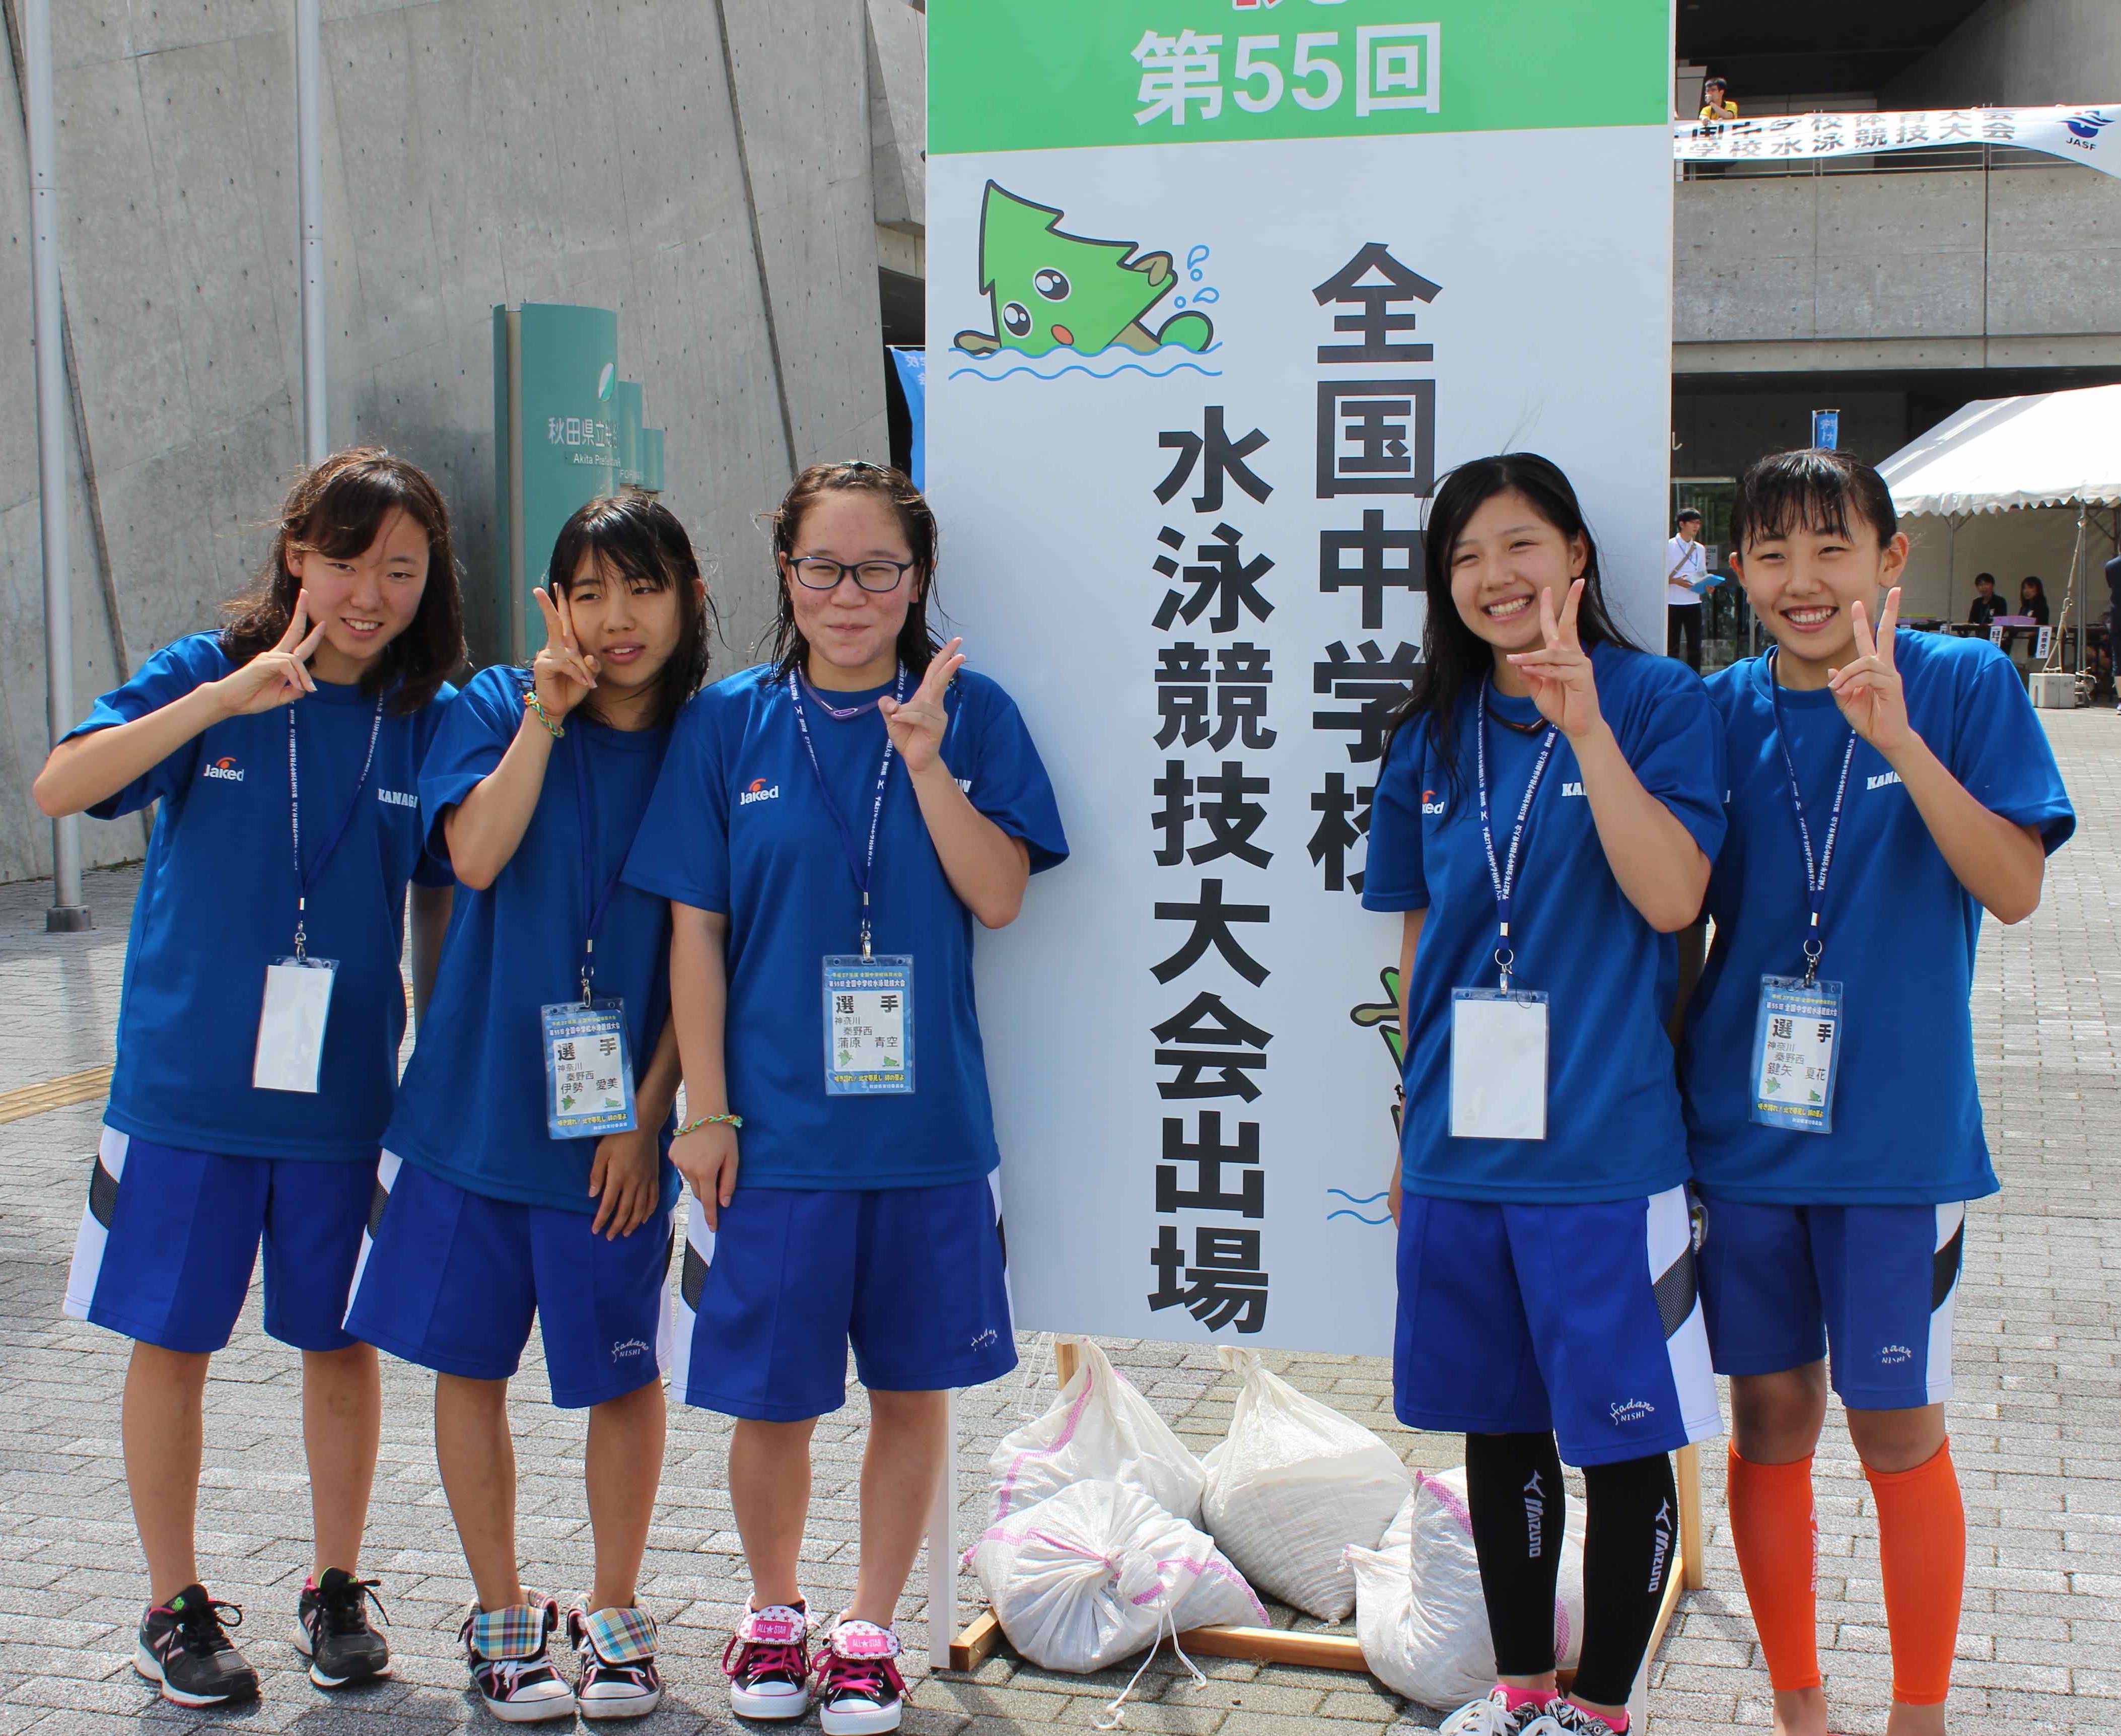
top-left (493, 305), bottom-right (668, 663)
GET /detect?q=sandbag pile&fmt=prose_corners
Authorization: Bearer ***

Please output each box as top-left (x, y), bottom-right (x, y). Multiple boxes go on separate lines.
top-left (1350, 1467), bottom-right (1586, 1708)
top-left (1200, 1346), bottom-right (1412, 1620)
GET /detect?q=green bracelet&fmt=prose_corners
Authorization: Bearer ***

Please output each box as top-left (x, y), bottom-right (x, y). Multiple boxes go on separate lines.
top-left (524, 689), bottom-right (564, 738)
top-left (675, 1112), bottom-right (742, 1136)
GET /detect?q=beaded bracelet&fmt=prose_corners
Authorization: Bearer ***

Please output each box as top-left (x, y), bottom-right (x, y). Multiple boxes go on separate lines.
top-left (675, 1112), bottom-right (743, 1136)
top-left (524, 689), bottom-right (564, 738)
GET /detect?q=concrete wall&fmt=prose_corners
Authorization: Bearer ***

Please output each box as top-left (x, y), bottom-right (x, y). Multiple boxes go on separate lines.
top-left (1886, 0), bottom-right (2121, 111)
top-left (1, 0), bottom-right (917, 883)
top-left (1676, 163), bottom-right (2121, 369)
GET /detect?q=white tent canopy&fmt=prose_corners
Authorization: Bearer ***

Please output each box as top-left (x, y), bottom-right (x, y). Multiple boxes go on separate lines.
top-left (1879, 384), bottom-right (2121, 517)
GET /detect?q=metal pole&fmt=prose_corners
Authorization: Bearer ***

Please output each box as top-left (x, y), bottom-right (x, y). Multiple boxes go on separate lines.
top-left (296, 0), bottom-right (327, 463)
top-left (27, 0), bottom-right (89, 931)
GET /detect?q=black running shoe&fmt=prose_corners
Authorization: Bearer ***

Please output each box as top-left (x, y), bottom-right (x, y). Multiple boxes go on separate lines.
top-left (135, 1585), bottom-right (259, 1708)
top-left (293, 1568), bottom-right (392, 1688)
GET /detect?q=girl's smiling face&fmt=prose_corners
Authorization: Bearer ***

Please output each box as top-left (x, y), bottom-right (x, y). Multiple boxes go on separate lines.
top-left (1447, 488), bottom-right (1588, 659)
top-left (1735, 516), bottom-right (1909, 678)
top-left (286, 507), bottom-right (431, 681)
top-left (561, 551), bottom-right (687, 710)
top-left (782, 492), bottom-right (919, 683)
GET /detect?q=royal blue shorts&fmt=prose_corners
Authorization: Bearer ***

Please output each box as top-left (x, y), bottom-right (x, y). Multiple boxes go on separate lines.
top-left (63, 1125), bottom-right (374, 1354)
top-left (673, 1173), bottom-right (1015, 1421)
top-left (343, 1154), bottom-right (672, 1409)
top-left (1696, 1197), bottom-right (1966, 1411)
top-left (1395, 1186), bottom-right (1723, 1467)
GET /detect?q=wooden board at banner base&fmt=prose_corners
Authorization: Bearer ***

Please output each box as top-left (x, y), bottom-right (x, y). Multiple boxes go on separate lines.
top-left (946, 1340), bottom-right (1704, 1686)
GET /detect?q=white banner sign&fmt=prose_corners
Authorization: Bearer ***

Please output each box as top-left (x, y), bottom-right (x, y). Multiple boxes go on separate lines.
top-left (1675, 105), bottom-right (2121, 179)
top-left (930, 0), bottom-right (1673, 1356)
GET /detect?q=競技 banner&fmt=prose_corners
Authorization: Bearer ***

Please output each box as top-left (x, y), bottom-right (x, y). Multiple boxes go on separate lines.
top-left (928, 1), bottom-right (1674, 1355)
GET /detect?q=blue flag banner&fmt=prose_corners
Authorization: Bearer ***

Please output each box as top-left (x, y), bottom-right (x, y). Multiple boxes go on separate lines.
top-left (890, 345), bottom-right (927, 489)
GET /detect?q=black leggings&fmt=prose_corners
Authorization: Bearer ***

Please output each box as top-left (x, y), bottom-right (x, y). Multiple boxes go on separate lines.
top-left (1464, 1432), bottom-right (1679, 1709)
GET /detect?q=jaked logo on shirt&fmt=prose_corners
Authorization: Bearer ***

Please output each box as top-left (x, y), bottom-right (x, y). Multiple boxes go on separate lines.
top-left (739, 778), bottom-right (781, 806)
top-left (201, 756), bottom-right (244, 783)
top-left (1421, 788), bottom-right (1445, 815)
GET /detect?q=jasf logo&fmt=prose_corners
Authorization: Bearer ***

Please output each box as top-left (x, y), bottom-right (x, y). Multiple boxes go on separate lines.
top-left (738, 778), bottom-right (780, 806)
top-left (1421, 788), bottom-right (1445, 816)
top-left (202, 756), bottom-right (244, 783)
top-left (2065, 110), bottom-right (2114, 149)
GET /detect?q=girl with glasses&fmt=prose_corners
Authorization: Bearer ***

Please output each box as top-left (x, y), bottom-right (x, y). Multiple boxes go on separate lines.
top-left (624, 460), bottom-right (1068, 1734)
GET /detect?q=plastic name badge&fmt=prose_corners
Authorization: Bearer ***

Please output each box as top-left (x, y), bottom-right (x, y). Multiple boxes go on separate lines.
top-left (540, 998), bottom-right (637, 1140)
top-left (823, 955), bottom-right (914, 1095)
top-left (1449, 988), bottom-right (1548, 1141)
top-left (254, 957), bottom-right (338, 1093)
top-left (1750, 975), bottom-right (1843, 1134)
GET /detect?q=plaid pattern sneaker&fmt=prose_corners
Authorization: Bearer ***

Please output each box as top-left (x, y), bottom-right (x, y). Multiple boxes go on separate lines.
top-left (134, 1585), bottom-right (259, 1708)
top-left (293, 1568), bottom-right (391, 1688)
top-left (722, 1602), bottom-right (812, 1721)
top-left (569, 1605), bottom-right (662, 1720)
top-left (460, 1595), bottom-right (577, 1722)
top-left (812, 1615), bottom-right (906, 1736)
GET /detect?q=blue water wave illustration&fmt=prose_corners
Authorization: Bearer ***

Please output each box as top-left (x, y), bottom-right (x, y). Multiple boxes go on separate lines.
top-left (1328, 1189), bottom-right (1390, 1205)
top-left (946, 340), bottom-right (1224, 385)
top-left (1328, 1208), bottom-right (1395, 1226)
top-left (946, 358), bottom-right (1224, 383)
top-left (1326, 1189), bottom-right (1393, 1226)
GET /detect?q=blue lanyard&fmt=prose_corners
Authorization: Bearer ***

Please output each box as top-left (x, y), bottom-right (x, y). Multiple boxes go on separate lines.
top-left (788, 666), bottom-right (907, 961)
top-left (286, 697), bottom-right (384, 959)
top-left (567, 729), bottom-right (630, 1005)
top-left (1474, 678), bottom-right (1559, 993)
top-left (1764, 648), bottom-right (1855, 984)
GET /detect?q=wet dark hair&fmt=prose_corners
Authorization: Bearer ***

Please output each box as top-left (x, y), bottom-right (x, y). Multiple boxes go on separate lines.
top-left (545, 491), bottom-right (714, 731)
top-left (1729, 448), bottom-right (1898, 556)
top-left (764, 461), bottom-right (941, 680)
top-left (222, 447), bottom-right (465, 713)
top-left (1390, 452), bottom-right (1639, 792)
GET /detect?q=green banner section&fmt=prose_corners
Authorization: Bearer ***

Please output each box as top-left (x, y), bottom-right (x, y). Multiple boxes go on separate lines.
top-left (930, 0), bottom-right (1668, 156)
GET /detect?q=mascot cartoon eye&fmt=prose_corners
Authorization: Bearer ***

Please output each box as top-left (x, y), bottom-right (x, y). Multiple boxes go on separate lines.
top-left (1033, 268), bottom-right (1071, 302)
top-left (1002, 301), bottom-right (1032, 337)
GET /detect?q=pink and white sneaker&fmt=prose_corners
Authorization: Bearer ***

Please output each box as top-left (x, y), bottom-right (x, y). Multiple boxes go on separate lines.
top-left (721, 1602), bottom-right (811, 1721)
top-left (812, 1615), bottom-right (907, 1735)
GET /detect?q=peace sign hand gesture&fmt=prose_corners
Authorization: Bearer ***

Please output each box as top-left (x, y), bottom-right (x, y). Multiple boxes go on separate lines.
top-left (879, 637), bottom-right (966, 775)
top-left (531, 586), bottom-right (600, 723)
top-left (1506, 580), bottom-right (1605, 740)
top-left (213, 589), bottom-right (326, 715)
top-left (1827, 587), bottom-right (1912, 755)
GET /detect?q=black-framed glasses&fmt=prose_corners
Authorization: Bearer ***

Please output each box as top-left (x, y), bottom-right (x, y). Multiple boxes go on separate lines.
top-left (789, 557), bottom-right (916, 593)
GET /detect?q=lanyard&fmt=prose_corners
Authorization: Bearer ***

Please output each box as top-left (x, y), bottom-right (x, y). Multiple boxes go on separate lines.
top-left (286, 697), bottom-right (385, 958)
top-left (1474, 677), bottom-right (1559, 993)
top-left (567, 729), bottom-right (630, 1005)
top-left (789, 665), bottom-right (907, 961)
top-left (1764, 648), bottom-right (1856, 985)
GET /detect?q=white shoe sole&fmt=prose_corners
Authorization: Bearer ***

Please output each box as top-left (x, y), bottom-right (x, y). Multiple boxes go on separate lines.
top-left (729, 1683), bottom-right (812, 1720)
top-left (133, 1641), bottom-right (256, 1708)
top-left (479, 1690), bottom-right (580, 1723)
top-left (820, 1702), bottom-right (903, 1736)
top-left (290, 1620), bottom-right (392, 1688)
top-left (580, 1687), bottom-right (663, 1720)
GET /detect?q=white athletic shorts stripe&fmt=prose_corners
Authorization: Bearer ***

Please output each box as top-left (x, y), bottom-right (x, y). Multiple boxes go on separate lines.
top-left (1648, 1186), bottom-right (1722, 1447)
top-left (1927, 1201), bottom-right (1965, 1407)
top-left (989, 1169), bottom-right (1016, 1333)
top-left (341, 1149), bottom-right (402, 1326)
top-left (63, 1125), bottom-right (128, 1322)
top-left (668, 1198), bottom-right (715, 1399)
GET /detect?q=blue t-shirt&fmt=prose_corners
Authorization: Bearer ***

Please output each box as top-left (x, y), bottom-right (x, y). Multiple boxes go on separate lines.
top-left (622, 663), bottom-right (1069, 1190)
top-left (1681, 631), bottom-right (2075, 1205)
top-left (66, 632), bottom-right (456, 1162)
top-left (385, 666), bottom-right (679, 1215)
top-left (1363, 643), bottom-right (1727, 1204)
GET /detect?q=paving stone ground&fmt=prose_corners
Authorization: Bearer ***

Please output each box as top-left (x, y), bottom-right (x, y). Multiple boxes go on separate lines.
top-left (2, 709), bottom-right (2114, 1736)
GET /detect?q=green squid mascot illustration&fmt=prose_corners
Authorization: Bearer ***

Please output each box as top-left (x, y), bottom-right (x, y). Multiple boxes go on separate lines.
top-left (954, 181), bottom-right (1215, 359)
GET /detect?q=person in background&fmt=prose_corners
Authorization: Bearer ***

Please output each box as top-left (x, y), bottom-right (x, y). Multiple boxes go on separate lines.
top-left (1666, 508), bottom-right (1718, 673)
top-left (2105, 549), bottom-right (2121, 710)
top-left (1965, 573), bottom-right (2000, 631)
top-left (1700, 78), bottom-right (1738, 123)
top-left (2018, 577), bottom-right (2050, 627)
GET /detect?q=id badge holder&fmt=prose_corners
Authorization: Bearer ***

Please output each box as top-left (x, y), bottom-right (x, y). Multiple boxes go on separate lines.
top-left (255, 957), bottom-right (338, 1093)
top-left (1750, 975), bottom-right (1844, 1133)
top-left (1449, 987), bottom-right (1549, 1141)
top-left (540, 998), bottom-right (638, 1139)
top-left (823, 956), bottom-right (914, 1095)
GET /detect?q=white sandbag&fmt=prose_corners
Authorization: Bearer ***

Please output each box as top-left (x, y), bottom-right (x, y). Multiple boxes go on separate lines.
top-left (1352, 1467), bottom-right (1585, 1709)
top-left (1198, 1347), bottom-right (1413, 1620)
top-left (991, 1336), bottom-right (1206, 1525)
top-left (965, 1479), bottom-right (1265, 1674)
